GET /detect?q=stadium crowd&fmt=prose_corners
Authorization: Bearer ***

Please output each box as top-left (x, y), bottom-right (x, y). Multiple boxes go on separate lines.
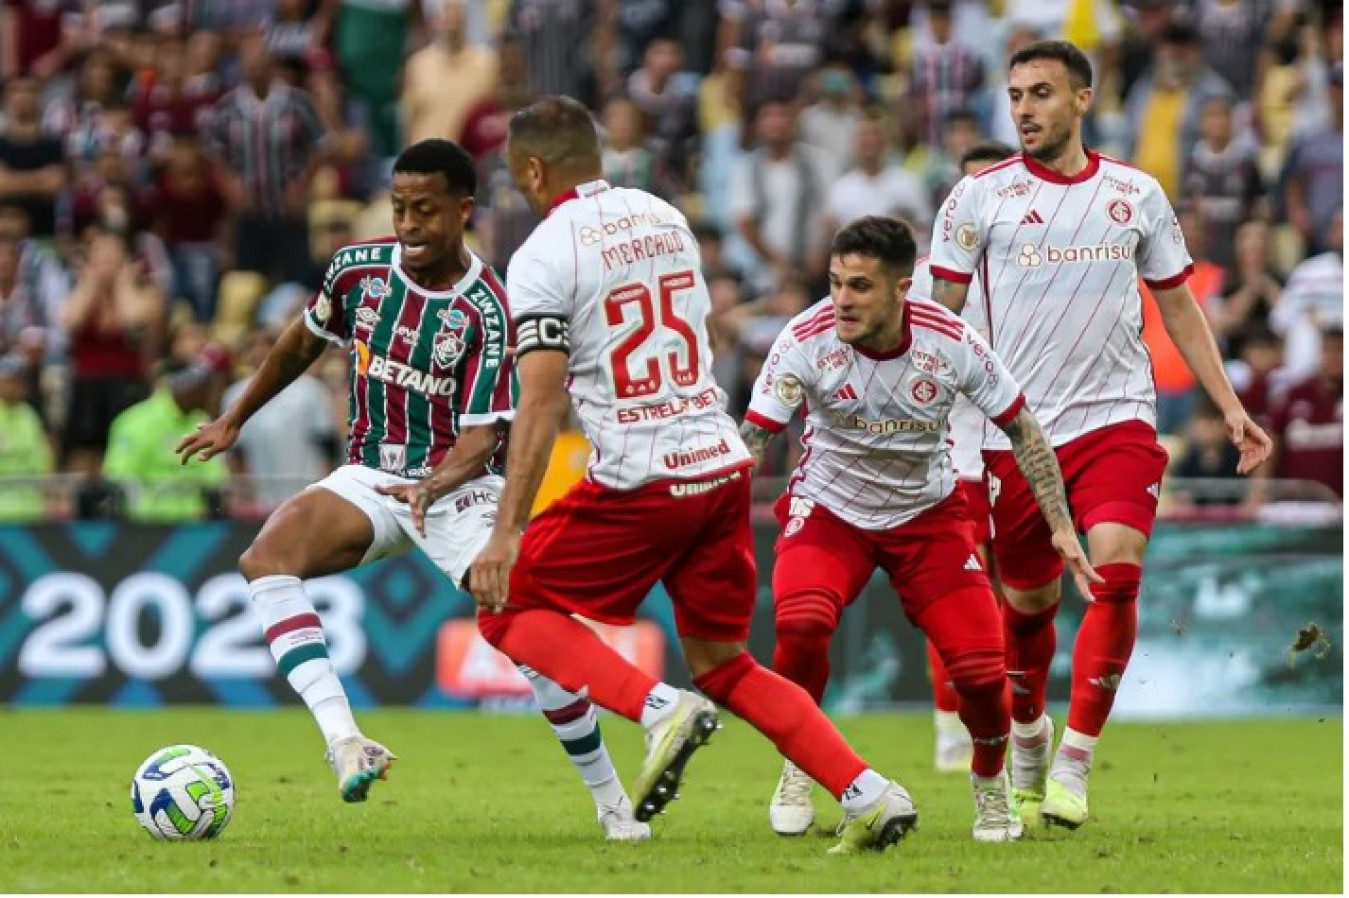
top-left (0, 0), bottom-right (1340, 521)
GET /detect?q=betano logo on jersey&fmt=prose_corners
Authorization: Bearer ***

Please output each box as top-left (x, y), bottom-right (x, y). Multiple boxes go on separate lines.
top-left (1016, 242), bottom-right (1134, 268)
top-left (353, 340), bottom-right (456, 397)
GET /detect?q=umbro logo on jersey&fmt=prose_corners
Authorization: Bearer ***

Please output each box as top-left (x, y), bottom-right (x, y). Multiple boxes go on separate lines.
top-left (1020, 209), bottom-right (1045, 225)
top-left (829, 383), bottom-right (859, 402)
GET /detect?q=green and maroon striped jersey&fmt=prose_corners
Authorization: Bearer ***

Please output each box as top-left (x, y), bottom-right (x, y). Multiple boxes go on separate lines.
top-left (303, 238), bottom-right (515, 478)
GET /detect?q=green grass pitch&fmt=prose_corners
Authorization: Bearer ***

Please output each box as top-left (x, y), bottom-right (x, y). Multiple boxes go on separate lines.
top-left (0, 708), bottom-right (1340, 893)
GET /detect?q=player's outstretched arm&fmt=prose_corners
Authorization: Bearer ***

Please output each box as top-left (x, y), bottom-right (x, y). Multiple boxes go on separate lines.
top-left (469, 349), bottom-right (569, 612)
top-left (175, 315), bottom-right (327, 465)
top-left (929, 277), bottom-right (970, 315)
top-left (999, 407), bottom-right (1103, 597)
top-left (1153, 283), bottom-right (1273, 474)
top-left (739, 418), bottom-right (778, 473)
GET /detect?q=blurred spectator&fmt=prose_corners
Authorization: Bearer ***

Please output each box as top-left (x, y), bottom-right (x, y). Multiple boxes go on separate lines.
top-left (621, 35), bottom-right (700, 184)
top-left (730, 102), bottom-right (830, 291)
top-left (223, 327), bottom-right (338, 510)
top-left (266, 0), bottom-right (323, 65)
top-left (614, 0), bottom-right (678, 74)
top-left (1, 0), bottom-right (78, 79)
top-left (41, 46), bottom-right (126, 138)
top-left (798, 63), bottom-right (863, 177)
top-left (460, 35), bottom-right (534, 163)
top-left (908, 0), bottom-right (986, 149)
top-left (1225, 321), bottom-right (1287, 429)
top-left (694, 220), bottom-right (740, 283)
top-left (1281, 61), bottom-right (1342, 254)
top-left (1141, 205), bottom-right (1227, 435)
top-left (1271, 207), bottom-right (1343, 378)
top-left (0, 75), bottom-right (68, 239)
top-left (723, 0), bottom-right (826, 120)
top-left (601, 95), bottom-right (678, 199)
top-left (1171, 394), bottom-right (1244, 505)
top-left (1256, 325), bottom-right (1343, 502)
top-left (320, 0), bottom-right (423, 170)
top-left (102, 349), bottom-right (231, 522)
top-left (1124, 22), bottom-right (1234, 201)
top-left (0, 352), bottom-right (52, 521)
top-left (59, 228), bottom-right (160, 474)
top-left (0, 233), bottom-right (47, 408)
top-left (1194, 0), bottom-right (1300, 103)
top-left (507, 0), bottom-right (608, 107)
top-left (925, 107), bottom-right (982, 206)
top-left (204, 35), bottom-right (326, 287)
top-left (1212, 219), bottom-right (1284, 354)
top-left (1183, 95), bottom-right (1265, 271)
top-left (143, 140), bottom-right (228, 322)
top-left (130, 35), bottom-right (222, 162)
top-left (822, 114), bottom-right (932, 252)
top-left (402, 0), bottom-right (498, 146)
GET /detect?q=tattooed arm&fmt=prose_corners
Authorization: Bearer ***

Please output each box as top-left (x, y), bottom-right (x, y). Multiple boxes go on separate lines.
top-left (930, 277), bottom-right (970, 315)
top-left (998, 406), bottom-right (1102, 596)
top-left (1000, 407), bottom-right (1071, 532)
top-left (740, 418), bottom-right (778, 474)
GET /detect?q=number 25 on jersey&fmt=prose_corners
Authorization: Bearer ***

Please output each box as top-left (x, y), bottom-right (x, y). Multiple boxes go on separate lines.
top-left (604, 270), bottom-right (701, 399)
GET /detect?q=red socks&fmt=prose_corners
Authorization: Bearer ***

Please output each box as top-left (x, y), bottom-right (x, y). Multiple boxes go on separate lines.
top-left (477, 608), bottom-right (656, 722)
top-left (1003, 601), bottom-right (1058, 725)
top-left (694, 653), bottom-right (866, 799)
top-left (1067, 563), bottom-right (1141, 737)
top-left (917, 586), bottom-right (1009, 777)
top-left (926, 640), bottom-right (960, 713)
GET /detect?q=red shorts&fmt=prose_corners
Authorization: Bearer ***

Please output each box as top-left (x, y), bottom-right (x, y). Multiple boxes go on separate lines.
top-left (493, 467), bottom-right (757, 642)
top-left (959, 478), bottom-right (992, 547)
top-left (982, 419), bottom-right (1170, 590)
top-left (772, 489), bottom-right (990, 619)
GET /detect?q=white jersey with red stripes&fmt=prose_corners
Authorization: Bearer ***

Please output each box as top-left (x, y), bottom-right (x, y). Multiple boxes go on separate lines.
top-left (746, 296), bottom-right (1026, 530)
top-left (928, 151), bottom-right (1193, 450)
top-left (909, 255), bottom-right (988, 481)
top-left (506, 179), bottom-right (751, 489)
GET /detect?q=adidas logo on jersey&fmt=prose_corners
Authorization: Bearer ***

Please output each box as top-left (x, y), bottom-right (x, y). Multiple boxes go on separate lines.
top-left (829, 383), bottom-right (859, 402)
top-left (1147, 482), bottom-right (1161, 498)
top-left (964, 555), bottom-right (982, 571)
top-left (1021, 209), bottom-right (1045, 225)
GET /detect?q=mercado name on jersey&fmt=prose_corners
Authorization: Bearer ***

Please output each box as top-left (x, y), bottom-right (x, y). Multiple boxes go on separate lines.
top-left (303, 238), bottom-right (516, 479)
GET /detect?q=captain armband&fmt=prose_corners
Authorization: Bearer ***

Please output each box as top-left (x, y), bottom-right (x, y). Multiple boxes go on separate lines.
top-left (516, 314), bottom-right (571, 356)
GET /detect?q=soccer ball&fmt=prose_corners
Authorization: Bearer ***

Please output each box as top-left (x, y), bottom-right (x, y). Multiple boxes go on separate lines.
top-left (130, 744), bottom-right (235, 841)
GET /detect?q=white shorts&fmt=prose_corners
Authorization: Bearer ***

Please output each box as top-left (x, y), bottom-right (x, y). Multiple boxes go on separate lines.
top-left (310, 464), bottom-right (502, 587)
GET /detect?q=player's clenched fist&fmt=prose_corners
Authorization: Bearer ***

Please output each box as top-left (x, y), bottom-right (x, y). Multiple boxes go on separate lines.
top-left (175, 416), bottom-right (241, 465)
top-left (469, 530), bottom-right (521, 613)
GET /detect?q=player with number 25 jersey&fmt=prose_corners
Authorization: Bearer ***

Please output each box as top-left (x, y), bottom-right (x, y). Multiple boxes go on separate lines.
top-left (469, 97), bottom-right (917, 856)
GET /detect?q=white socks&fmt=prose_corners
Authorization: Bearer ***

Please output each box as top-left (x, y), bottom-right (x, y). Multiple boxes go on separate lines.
top-left (249, 575), bottom-right (357, 746)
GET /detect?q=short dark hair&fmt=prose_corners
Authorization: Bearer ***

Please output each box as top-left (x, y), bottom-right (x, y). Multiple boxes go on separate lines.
top-left (830, 216), bottom-right (917, 277)
top-left (392, 139), bottom-right (477, 197)
top-left (960, 140), bottom-right (1017, 171)
top-left (1008, 39), bottom-right (1094, 90)
top-left (507, 95), bottom-right (602, 171)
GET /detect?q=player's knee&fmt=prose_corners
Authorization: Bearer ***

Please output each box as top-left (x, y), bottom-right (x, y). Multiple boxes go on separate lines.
top-left (476, 609), bottom-right (512, 648)
top-left (943, 646), bottom-right (1006, 696)
top-left (774, 590), bottom-right (841, 644)
top-left (1089, 563), bottom-right (1142, 604)
top-left (238, 542), bottom-right (296, 582)
top-left (681, 636), bottom-right (746, 678)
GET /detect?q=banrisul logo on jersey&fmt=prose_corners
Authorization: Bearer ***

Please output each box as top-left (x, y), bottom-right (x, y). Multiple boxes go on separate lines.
top-left (354, 339), bottom-right (456, 397)
top-left (1016, 242), bottom-right (1135, 268)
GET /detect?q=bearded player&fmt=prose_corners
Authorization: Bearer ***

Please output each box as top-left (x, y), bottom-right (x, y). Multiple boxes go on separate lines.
top-left (468, 96), bottom-right (917, 855)
top-left (928, 41), bottom-right (1271, 827)
top-left (909, 140), bottom-right (1019, 774)
top-left (177, 139), bottom-right (649, 841)
top-left (741, 214), bottom-right (1099, 842)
